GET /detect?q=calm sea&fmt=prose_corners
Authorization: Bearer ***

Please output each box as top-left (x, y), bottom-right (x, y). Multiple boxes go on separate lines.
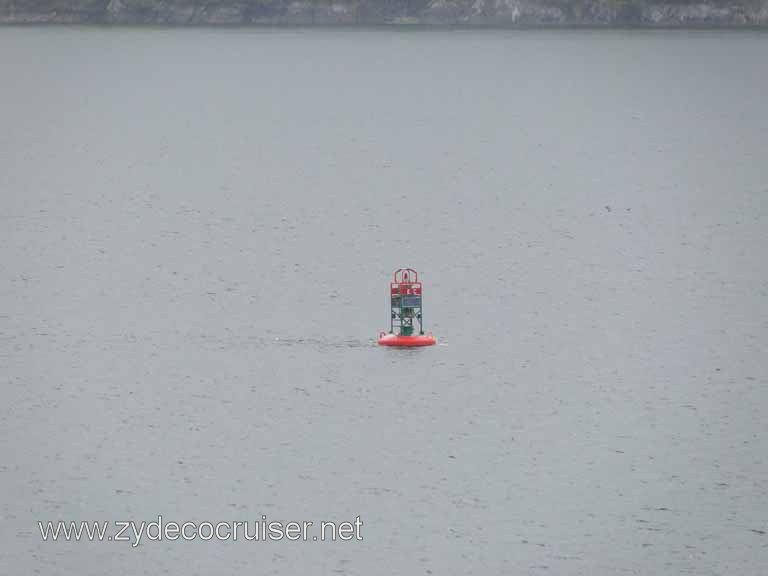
top-left (1, 26), bottom-right (766, 575)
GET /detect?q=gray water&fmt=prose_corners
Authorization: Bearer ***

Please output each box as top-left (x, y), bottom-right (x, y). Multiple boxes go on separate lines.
top-left (1, 27), bottom-right (767, 575)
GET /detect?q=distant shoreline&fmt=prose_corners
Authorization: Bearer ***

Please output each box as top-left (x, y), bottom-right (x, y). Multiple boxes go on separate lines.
top-left (2, 0), bottom-right (767, 29)
top-left (3, 22), bottom-right (768, 29)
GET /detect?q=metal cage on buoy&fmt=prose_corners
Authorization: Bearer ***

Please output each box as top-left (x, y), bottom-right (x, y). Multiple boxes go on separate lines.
top-left (378, 268), bottom-right (436, 347)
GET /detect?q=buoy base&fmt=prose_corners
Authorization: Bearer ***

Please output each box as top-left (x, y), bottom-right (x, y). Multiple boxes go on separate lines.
top-left (378, 332), bottom-right (437, 347)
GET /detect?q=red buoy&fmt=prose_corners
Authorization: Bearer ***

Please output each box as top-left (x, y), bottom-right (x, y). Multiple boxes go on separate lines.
top-left (377, 268), bottom-right (436, 347)
top-left (378, 332), bottom-right (437, 347)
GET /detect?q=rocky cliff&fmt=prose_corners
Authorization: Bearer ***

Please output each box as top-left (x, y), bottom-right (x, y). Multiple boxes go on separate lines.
top-left (2, 0), bottom-right (767, 26)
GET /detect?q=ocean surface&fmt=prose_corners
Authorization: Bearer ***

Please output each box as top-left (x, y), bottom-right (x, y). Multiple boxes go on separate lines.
top-left (1, 27), bottom-right (766, 575)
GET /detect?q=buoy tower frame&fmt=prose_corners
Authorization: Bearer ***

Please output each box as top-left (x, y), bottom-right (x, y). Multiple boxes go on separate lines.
top-left (389, 268), bottom-right (424, 336)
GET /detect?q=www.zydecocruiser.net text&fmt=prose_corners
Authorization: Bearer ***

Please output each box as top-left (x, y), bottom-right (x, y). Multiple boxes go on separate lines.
top-left (38, 516), bottom-right (364, 547)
